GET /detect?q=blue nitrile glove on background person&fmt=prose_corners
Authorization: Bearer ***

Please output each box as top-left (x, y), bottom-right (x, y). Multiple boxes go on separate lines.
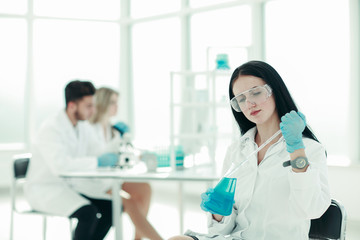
top-left (97, 152), bottom-right (118, 167)
top-left (280, 110), bottom-right (306, 153)
top-left (113, 121), bottom-right (130, 137)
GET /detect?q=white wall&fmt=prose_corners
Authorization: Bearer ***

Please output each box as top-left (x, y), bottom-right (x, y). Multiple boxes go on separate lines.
top-left (1, 151), bottom-right (359, 221)
top-left (328, 165), bottom-right (360, 221)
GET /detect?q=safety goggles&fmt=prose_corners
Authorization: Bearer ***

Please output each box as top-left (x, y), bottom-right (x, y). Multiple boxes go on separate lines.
top-left (230, 84), bottom-right (272, 112)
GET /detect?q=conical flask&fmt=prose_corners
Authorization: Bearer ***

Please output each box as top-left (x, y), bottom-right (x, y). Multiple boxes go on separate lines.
top-left (201, 177), bottom-right (237, 216)
top-left (201, 130), bottom-right (282, 216)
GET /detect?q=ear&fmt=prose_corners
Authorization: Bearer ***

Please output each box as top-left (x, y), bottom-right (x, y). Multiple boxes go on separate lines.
top-left (67, 101), bottom-right (77, 112)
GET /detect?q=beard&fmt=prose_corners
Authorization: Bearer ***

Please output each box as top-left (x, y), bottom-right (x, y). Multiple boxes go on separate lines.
top-left (74, 109), bottom-right (87, 121)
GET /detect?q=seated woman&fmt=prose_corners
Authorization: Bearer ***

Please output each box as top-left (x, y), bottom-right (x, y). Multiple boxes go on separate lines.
top-left (90, 87), bottom-right (162, 240)
top-left (169, 61), bottom-right (330, 240)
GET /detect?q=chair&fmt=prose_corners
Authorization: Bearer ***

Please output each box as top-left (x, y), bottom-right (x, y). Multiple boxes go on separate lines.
top-left (9, 153), bottom-right (74, 240)
top-left (309, 199), bottom-right (347, 240)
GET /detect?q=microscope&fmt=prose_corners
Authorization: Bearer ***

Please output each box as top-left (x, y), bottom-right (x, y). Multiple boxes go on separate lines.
top-left (117, 133), bottom-right (137, 169)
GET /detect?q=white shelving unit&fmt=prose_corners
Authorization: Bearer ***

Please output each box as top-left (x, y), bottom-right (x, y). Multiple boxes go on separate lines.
top-left (169, 70), bottom-right (236, 170)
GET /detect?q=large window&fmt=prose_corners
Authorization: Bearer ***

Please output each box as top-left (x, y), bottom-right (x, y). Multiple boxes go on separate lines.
top-left (0, 0), bottom-right (27, 14)
top-left (131, 0), bottom-right (180, 18)
top-left (131, 4), bottom-right (253, 160)
top-left (0, 19), bottom-right (27, 145)
top-left (0, 0), bottom-right (121, 149)
top-left (33, 20), bottom-right (120, 128)
top-left (191, 6), bottom-right (252, 71)
top-left (265, 0), bottom-right (351, 165)
top-left (132, 18), bottom-right (180, 148)
top-left (0, 0), bottom-right (358, 166)
top-left (34, 0), bottom-right (120, 20)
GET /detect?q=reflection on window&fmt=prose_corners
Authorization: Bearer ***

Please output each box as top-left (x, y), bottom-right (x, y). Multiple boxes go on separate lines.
top-left (132, 19), bottom-right (180, 148)
top-left (34, 0), bottom-right (120, 20)
top-left (265, 0), bottom-right (350, 165)
top-left (0, 19), bottom-right (27, 143)
top-left (33, 20), bottom-right (120, 128)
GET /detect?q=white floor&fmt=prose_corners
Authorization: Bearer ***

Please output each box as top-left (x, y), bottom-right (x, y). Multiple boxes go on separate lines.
top-left (1, 182), bottom-right (209, 240)
top-left (2, 182), bottom-right (360, 240)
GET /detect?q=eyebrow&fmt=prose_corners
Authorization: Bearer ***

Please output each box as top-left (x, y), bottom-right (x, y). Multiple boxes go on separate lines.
top-left (237, 85), bottom-right (261, 95)
top-left (249, 85), bottom-right (261, 90)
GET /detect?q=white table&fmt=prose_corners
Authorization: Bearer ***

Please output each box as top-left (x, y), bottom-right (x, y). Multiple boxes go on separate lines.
top-left (60, 164), bottom-right (220, 240)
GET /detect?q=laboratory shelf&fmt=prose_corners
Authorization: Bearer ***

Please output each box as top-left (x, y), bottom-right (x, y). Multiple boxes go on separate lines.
top-left (169, 70), bottom-right (236, 169)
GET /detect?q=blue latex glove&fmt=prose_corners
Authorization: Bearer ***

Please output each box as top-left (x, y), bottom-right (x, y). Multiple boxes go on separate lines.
top-left (97, 153), bottom-right (118, 167)
top-left (200, 187), bottom-right (235, 216)
top-left (113, 122), bottom-right (130, 136)
top-left (280, 110), bottom-right (306, 153)
top-left (200, 187), bottom-right (214, 213)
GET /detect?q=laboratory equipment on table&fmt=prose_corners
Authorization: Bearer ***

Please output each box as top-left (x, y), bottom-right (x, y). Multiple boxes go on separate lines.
top-left (117, 133), bottom-right (138, 169)
top-left (141, 152), bottom-right (158, 172)
top-left (201, 129), bottom-right (282, 216)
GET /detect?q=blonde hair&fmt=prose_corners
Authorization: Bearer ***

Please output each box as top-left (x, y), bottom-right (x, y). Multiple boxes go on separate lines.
top-left (90, 87), bottom-right (119, 124)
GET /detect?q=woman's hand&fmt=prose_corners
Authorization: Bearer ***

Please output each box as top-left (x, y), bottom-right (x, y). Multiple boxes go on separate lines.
top-left (280, 110), bottom-right (306, 153)
top-left (212, 214), bottom-right (224, 222)
top-left (200, 188), bottom-right (225, 222)
top-left (200, 187), bottom-right (214, 212)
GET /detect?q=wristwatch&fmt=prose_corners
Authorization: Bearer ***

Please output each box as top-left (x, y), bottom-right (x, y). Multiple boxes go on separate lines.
top-left (283, 156), bottom-right (309, 169)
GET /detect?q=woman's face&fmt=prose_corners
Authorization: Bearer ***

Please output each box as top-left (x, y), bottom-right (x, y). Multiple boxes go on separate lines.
top-left (232, 75), bottom-right (277, 126)
top-left (107, 93), bottom-right (118, 117)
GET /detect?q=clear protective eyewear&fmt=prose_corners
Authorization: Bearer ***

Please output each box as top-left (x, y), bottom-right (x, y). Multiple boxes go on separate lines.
top-left (230, 84), bottom-right (272, 112)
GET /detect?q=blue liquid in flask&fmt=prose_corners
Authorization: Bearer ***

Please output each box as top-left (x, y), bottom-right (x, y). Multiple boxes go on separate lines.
top-left (202, 177), bottom-right (237, 216)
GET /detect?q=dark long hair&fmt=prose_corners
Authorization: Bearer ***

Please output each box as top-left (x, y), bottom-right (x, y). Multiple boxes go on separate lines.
top-left (229, 60), bottom-right (318, 142)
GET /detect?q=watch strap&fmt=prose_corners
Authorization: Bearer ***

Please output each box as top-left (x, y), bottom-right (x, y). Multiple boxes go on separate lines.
top-left (283, 157), bottom-right (309, 169)
top-left (283, 160), bottom-right (291, 167)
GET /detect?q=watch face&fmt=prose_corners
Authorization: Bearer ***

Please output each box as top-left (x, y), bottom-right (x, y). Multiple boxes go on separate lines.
top-left (296, 158), bottom-right (307, 168)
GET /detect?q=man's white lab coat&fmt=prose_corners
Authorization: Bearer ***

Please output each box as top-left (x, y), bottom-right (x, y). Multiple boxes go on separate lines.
top-left (197, 127), bottom-right (330, 240)
top-left (24, 110), bottom-right (111, 216)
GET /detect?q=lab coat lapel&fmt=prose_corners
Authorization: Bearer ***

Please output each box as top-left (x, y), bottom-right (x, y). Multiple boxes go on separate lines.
top-left (240, 127), bottom-right (258, 160)
top-left (261, 136), bottom-right (287, 163)
top-left (59, 110), bottom-right (80, 148)
top-left (231, 127), bottom-right (258, 169)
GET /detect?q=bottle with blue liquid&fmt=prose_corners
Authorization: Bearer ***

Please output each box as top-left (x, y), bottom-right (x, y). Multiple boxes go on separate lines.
top-left (215, 54), bottom-right (230, 70)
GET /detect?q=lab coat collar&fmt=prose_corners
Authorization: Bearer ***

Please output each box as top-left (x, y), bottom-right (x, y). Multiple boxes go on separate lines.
top-left (240, 127), bottom-right (285, 145)
top-left (60, 109), bottom-right (76, 127)
top-left (238, 127), bottom-right (258, 160)
top-left (239, 127), bottom-right (286, 159)
top-left (59, 110), bottom-right (72, 126)
top-left (239, 127), bottom-right (257, 144)
top-left (58, 110), bottom-right (79, 139)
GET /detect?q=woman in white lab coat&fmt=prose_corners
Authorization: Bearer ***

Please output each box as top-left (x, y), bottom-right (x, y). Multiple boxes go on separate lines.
top-left (169, 61), bottom-right (331, 240)
top-left (90, 87), bottom-right (161, 240)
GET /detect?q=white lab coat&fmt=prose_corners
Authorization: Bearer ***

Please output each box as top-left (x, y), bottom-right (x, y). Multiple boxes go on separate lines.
top-left (90, 122), bottom-right (122, 153)
top-left (190, 127), bottom-right (331, 240)
top-left (24, 110), bottom-right (113, 217)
